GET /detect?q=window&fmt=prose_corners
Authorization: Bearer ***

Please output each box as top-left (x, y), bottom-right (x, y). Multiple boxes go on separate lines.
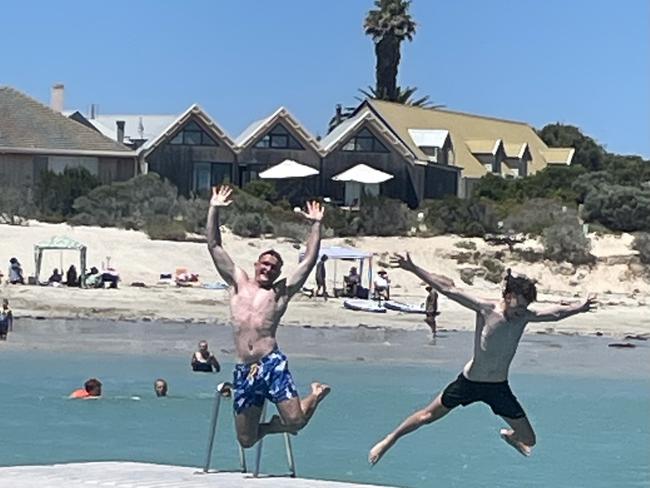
top-left (341, 128), bottom-right (389, 153)
top-left (192, 162), bottom-right (232, 194)
top-left (254, 124), bottom-right (304, 149)
top-left (169, 120), bottom-right (218, 146)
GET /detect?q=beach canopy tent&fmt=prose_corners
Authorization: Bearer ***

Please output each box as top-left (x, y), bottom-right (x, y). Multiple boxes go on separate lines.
top-left (299, 245), bottom-right (374, 293)
top-left (258, 159), bottom-right (319, 179)
top-left (34, 236), bottom-right (87, 286)
top-left (331, 164), bottom-right (394, 206)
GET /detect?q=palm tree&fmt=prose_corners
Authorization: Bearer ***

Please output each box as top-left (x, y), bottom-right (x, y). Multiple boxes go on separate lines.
top-left (364, 0), bottom-right (417, 101)
top-left (358, 85), bottom-right (441, 108)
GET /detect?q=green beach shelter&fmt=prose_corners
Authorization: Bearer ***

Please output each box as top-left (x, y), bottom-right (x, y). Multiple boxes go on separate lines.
top-left (34, 236), bottom-right (87, 287)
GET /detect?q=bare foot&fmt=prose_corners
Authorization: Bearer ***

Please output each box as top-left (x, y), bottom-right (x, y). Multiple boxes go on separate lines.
top-left (311, 382), bottom-right (331, 403)
top-left (368, 436), bottom-right (394, 465)
top-left (500, 429), bottom-right (532, 457)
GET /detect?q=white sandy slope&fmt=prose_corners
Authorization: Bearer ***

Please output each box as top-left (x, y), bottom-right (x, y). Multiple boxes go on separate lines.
top-left (0, 222), bottom-right (648, 338)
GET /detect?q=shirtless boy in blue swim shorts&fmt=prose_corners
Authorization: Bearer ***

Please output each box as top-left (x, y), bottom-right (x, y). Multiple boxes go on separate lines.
top-left (207, 186), bottom-right (330, 448)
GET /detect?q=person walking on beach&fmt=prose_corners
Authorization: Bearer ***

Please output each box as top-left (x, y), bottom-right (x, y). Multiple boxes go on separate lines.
top-left (315, 255), bottom-right (328, 299)
top-left (0, 298), bottom-right (13, 340)
top-left (206, 185), bottom-right (330, 448)
top-left (369, 256), bottom-right (597, 464)
top-left (424, 286), bottom-right (440, 340)
top-left (191, 340), bottom-right (221, 373)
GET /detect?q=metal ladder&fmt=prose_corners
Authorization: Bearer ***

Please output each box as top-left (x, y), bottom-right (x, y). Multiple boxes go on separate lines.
top-left (203, 382), bottom-right (296, 478)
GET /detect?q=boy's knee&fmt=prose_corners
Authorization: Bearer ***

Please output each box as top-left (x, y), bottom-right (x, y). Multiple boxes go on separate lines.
top-left (284, 414), bottom-right (307, 432)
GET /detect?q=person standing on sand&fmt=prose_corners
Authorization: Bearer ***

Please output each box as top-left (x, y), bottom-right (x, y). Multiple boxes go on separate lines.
top-left (369, 256), bottom-right (597, 465)
top-left (424, 286), bottom-right (440, 339)
top-left (0, 298), bottom-right (13, 340)
top-left (206, 185), bottom-right (331, 448)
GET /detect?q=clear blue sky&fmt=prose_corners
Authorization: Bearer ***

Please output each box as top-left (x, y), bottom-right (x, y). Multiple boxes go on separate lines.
top-left (2, 0), bottom-right (648, 157)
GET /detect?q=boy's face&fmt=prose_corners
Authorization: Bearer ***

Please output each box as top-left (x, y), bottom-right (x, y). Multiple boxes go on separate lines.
top-left (254, 254), bottom-right (282, 287)
top-left (504, 292), bottom-right (529, 313)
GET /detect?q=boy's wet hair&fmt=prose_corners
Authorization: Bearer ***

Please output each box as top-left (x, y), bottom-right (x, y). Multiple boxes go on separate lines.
top-left (503, 269), bottom-right (537, 303)
top-left (258, 249), bottom-right (284, 268)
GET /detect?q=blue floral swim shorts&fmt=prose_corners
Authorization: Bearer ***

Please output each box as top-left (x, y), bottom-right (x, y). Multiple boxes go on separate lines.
top-left (233, 348), bottom-right (298, 414)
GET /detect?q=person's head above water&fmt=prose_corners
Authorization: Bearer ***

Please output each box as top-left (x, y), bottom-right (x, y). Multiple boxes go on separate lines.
top-left (254, 249), bottom-right (283, 288)
top-left (198, 340), bottom-right (209, 352)
top-left (84, 378), bottom-right (102, 397)
top-left (502, 269), bottom-right (537, 309)
top-left (154, 378), bottom-right (168, 397)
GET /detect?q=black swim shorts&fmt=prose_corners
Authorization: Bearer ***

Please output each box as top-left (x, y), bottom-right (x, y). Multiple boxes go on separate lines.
top-left (441, 373), bottom-right (526, 419)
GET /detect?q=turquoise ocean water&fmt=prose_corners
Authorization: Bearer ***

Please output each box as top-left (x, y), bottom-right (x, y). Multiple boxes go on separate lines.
top-left (0, 350), bottom-right (648, 488)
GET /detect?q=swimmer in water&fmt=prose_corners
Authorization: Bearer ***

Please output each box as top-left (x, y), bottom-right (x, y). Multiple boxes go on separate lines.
top-left (69, 378), bottom-right (102, 399)
top-left (206, 186), bottom-right (330, 448)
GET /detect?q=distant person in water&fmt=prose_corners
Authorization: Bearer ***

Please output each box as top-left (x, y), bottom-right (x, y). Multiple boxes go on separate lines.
top-left (0, 298), bottom-right (13, 340)
top-left (154, 379), bottom-right (168, 397)
top-left (368, 258), bottom-right (597, 465)
top-left (191, 340), bottom-right (221, 373)
top-left (69, 378), bottom-right (102, 399)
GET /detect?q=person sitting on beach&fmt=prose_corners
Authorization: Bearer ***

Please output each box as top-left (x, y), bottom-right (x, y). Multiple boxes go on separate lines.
top-left (315, 255), bottom-right (328, 299)
top-left (69, 378), bottom-right (102, 399)
top-left (424, 286), bottom-right (440, 339)
top-left (48, 268), bottom-right (63, 285)
top-left (154, 379), bottom-right (168, 397)
top-left (191, 340), bottom-right (221, 373)
top-left (368, 258), bottom-right (597, 465)
top-left (8, 258), bottom-right (24, 285)
top-left (344, 266), bottom-right (360, 298)
top-left (373, 270), bottom-right (390, 300)
top-left (86, 267), bottom-right (102, 288)
top-left (66, 265), bottom-right (78, 287)
top-left (0, 299), bottom-right (13, 341)
top-left (206, 185), bottom-right (330, 448)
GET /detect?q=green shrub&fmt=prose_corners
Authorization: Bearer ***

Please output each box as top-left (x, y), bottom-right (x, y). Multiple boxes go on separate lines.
top-left (632, 233), bottom-right (650, 264)
top-left (0, 187), bottom-right (37, 224)
top-left (230, 212), bottom-right (274, 237)
top-left (71, 173), bottom-right (179, 229)
top-left (482, 257), bottom-right (506, 283)
top-left (35, 167), bottom-right (100, 219)
top-left (454, 240), bottom-right (477, 250)
top-left (356, 195), bottom-right (413, 236)
top-left (144, 216), bottom-right (187, 241)
top-left (422, 198), bottom-right (499, 237)
top-left (541, 222), bottom-right (595, 265)
top-left (501, 199), bottom-right (578, 236)
top-left (242, 180), bottom-right (278, 203)
top-left (581, 184), bottom-right (650, 232)
top-left (175, 196), bottom-right (209, 234)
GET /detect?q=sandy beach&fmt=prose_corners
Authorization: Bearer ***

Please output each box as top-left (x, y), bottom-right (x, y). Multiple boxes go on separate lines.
top-left (0, 221), bottom-right (649, 339)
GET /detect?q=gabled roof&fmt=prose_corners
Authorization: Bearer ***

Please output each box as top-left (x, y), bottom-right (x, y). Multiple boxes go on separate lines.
top-left (141, 104), bottom-right (237, 155)
top-left (235, 107), bottom-right (321, 152)
top-left (407, 129), bottom-right (450, 148)
top-left (319, 106), bottom-right (415, 161)
top-left (541, 147), bottom-right (575, 165)
top-left (466, 139), bottom-right (503, 155)
top-left (0, 86), bottom-right (133, 156)
top-left (504, 142), bottom-right (530, 159)
top-left (365, 99), bottom-right (572, 178)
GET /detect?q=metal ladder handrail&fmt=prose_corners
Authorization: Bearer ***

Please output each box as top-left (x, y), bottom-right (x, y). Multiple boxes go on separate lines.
top-left (203, 382), bottom-right (296, 478)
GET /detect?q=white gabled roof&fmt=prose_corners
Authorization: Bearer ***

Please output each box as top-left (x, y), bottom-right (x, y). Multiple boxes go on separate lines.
top-left (407, 129), bottom-right (449, 148)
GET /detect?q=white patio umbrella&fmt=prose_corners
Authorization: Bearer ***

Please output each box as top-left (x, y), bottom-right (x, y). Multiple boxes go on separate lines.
top-left (331, 163), bottom-right (394, 184)
top-left (258, 159), bottom-right (319, 179)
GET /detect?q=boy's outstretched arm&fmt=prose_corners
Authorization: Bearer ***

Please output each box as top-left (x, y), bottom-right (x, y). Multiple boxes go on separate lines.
top-left (389, 252), bottom-right (490, 312)
top-left (528, 295), bottom-right (597, 322)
